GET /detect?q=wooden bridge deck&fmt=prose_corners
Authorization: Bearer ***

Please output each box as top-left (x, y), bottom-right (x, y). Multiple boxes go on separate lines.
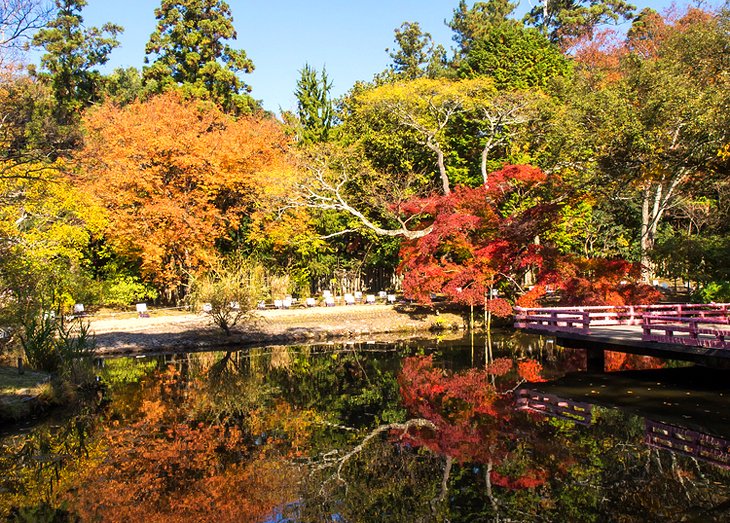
top-left (516, 304), bottom-right (730, 365)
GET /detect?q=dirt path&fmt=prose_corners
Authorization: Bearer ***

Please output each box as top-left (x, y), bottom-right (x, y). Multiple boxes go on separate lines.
top-left (88, 304), bottom-right (466, 354)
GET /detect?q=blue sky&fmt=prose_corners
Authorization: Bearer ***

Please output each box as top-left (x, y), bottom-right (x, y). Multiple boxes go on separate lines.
top-left (48, 0), bottom-right (717, 113)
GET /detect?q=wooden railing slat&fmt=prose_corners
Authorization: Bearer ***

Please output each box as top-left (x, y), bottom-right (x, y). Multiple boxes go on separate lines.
top-left (515, 303), bottom-right (730, 349)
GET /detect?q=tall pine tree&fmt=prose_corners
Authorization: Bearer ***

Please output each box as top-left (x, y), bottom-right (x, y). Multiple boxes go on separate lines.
top-left (294, 64), bottom-right (333, 144)
top-left (448, 0), bottom-right (517, 54)
top-left (30, 0), bottom-right (121, 123)
top-left (385, 22), bottom-right (446, 80)
top-left (143, 0), bottom-right (258, 113)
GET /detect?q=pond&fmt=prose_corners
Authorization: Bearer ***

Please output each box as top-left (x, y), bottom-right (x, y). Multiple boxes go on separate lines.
top-left (2, 331), bottom-right (730, 522)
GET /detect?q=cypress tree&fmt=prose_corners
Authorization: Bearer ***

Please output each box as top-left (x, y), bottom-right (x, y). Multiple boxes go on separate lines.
top-left (143, 0), bottom-right (258, 113)
top-left (295, 64), bottom-right (333, 144)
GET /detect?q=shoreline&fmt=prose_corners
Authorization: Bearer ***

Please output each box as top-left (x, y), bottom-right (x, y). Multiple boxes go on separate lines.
top-left (88, 303), bottom-right (468, 355)
top-left (1, 304), bottom-right (467, 420)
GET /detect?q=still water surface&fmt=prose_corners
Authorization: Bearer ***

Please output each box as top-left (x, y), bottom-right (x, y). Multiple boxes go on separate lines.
top-left (2, 331), bottom-right (730, 522)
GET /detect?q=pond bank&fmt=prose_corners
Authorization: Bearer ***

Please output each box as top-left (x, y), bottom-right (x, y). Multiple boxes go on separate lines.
top-left (0, 366), bottom-right (52, 420)
top-left (89, 304), bottom-right (467, 355)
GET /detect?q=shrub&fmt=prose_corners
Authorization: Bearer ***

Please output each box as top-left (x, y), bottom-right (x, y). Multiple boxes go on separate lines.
top-left (101, 276), bottom-right (158, 308)
top-left (20, 315), bottom-right (96, 376)
top-left (189, 261), bottom-right (265, 335)
top-left (693, 281), bottom-right (730, 303)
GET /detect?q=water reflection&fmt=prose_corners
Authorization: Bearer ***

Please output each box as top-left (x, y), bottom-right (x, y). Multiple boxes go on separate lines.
top-left (1, 333), bottom-right (730, 522)
top-left (516, 389), bottom-right (594, 425)
top-left (646, 420), bottom-right (730, 470)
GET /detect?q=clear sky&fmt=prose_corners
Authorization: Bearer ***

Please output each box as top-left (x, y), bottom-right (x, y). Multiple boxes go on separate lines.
top-left (48, 0), bottom-right (717, 114)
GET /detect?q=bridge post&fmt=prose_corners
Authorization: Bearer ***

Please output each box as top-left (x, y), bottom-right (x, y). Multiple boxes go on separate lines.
top-left (586, 348), bottom-right (605, 373)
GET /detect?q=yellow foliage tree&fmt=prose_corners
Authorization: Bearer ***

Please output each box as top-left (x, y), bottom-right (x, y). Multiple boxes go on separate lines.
top-left (0, 160), bottom-right (106, 316)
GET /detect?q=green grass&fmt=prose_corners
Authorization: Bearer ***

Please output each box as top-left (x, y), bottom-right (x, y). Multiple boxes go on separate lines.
top-left (0, 366), bottom-right (52, 420)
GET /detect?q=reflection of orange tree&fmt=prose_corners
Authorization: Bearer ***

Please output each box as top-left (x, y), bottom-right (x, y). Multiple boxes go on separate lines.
top-left (605, 352), bottom-right (665, 372)
top-left (396, 355), bottom-right (547, 490)
top-left (0, 414), bottom-right (104, 520)
top-left (66, 365), bottom-right (310, 522)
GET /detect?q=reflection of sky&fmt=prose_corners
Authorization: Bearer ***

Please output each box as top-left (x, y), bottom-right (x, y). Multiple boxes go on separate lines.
top-left (21, 0), bottom-right (724, 113)
top-left (262, 501), bottom-right (343, 522)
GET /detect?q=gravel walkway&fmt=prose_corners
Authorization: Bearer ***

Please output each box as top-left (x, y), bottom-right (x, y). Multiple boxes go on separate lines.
top-left (88, 304), bottom-right (466, 354)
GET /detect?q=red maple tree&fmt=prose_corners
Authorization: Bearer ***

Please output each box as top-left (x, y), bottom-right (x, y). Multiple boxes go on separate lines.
top-left (398, 165), bottom-right (557, 311)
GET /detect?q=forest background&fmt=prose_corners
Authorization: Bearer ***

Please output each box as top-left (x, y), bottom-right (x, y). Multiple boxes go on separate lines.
top-left (0, 0), bottom-right (728, 347)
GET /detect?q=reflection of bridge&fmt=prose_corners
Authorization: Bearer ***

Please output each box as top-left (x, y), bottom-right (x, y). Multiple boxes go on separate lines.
top-left (646, 420), bottom-right (730, 470)
top-left (515, 389), bottom-right (593, 425)
top-left (515, 388), bottom-right (730, 470)
top-left (514, 304), bottom-right (730, 366)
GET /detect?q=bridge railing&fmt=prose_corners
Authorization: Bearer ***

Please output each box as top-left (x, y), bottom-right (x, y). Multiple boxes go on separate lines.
top-left (515, 303), bottom-right (730, 341)
top-left (642, 311), bottom-right (729, 349)
top-left (514, 308), bottom-right (591, 333)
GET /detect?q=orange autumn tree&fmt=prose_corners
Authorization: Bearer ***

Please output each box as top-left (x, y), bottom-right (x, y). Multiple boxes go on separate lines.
top-left (77, 92), bottom-right (295, 298)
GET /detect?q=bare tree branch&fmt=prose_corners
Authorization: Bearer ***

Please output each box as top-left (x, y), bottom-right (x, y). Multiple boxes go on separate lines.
top-left (0, 0), bottom-right (53, 61)
top-left (329, 418), bottom-right (438, 482)
top-left (290, 153), bottom-right (435, 240)
top-left (479, 95), bottom-right (532, 185)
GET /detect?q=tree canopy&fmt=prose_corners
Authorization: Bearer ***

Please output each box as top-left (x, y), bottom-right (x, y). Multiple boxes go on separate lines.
top-left (77, 92), bottom-right (294, 297)
top-left (0, 0), bottom-right (725, 318)
top-left (30, 0), bottom-right (122, 123)
top-left (143, 0), bottom-right (258, 113)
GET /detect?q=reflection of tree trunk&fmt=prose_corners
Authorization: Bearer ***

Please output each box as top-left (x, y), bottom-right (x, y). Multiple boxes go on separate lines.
top-left (486, 460), bottom-right (498, 512)
top-left (209, 351), bottom-right (233, 378)
top-left (484, 291), bottom-right (493, 365)
top-left (333, 419), bottom-right (438, 481)
top-left (431, 455), bottom-right (453, 509)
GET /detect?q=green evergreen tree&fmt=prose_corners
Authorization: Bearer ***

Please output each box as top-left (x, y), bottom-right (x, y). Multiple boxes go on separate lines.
top-left (459, 22), bottom-right (572, 90)
top-left (524, 0), bottom-right (635, 45)
top-left (385, 22), bottom-right (446, 80)
top-left (295, 64), bottom-right (333, 144)
top-left (104, 67), bottom-right (143, 106)
top-left (143, 0), bottom-right (258, 113)
top-left (30, 0), bottom-right (122, 124)
top-left (447, 0), bottom-right (518, 53)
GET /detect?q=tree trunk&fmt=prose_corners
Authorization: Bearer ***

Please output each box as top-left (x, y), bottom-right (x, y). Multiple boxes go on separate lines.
top-left (640, 185), bottom-right (652, 282)
top-left (436, 146), bottom-right (450, 194)
top-left (481, 137), bottom-right (493, 186)
top-left (640, 170), bottom-right (687, 283)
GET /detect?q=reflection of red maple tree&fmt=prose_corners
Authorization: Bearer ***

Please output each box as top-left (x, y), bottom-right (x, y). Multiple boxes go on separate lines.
top-left (605, 351), bottom-right (665, 372)
top-left (397, 356), bottom-right (547, 489)
top-left (517, 360), bottom-right (547, 383)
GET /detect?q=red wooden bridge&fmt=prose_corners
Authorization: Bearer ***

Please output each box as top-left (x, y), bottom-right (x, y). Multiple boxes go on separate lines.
top-left (514, 303), bottom-right (730, 365)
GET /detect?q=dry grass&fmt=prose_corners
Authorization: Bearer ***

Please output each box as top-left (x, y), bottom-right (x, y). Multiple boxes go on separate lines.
top-left (0, 366), bottom-right (52, 419)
